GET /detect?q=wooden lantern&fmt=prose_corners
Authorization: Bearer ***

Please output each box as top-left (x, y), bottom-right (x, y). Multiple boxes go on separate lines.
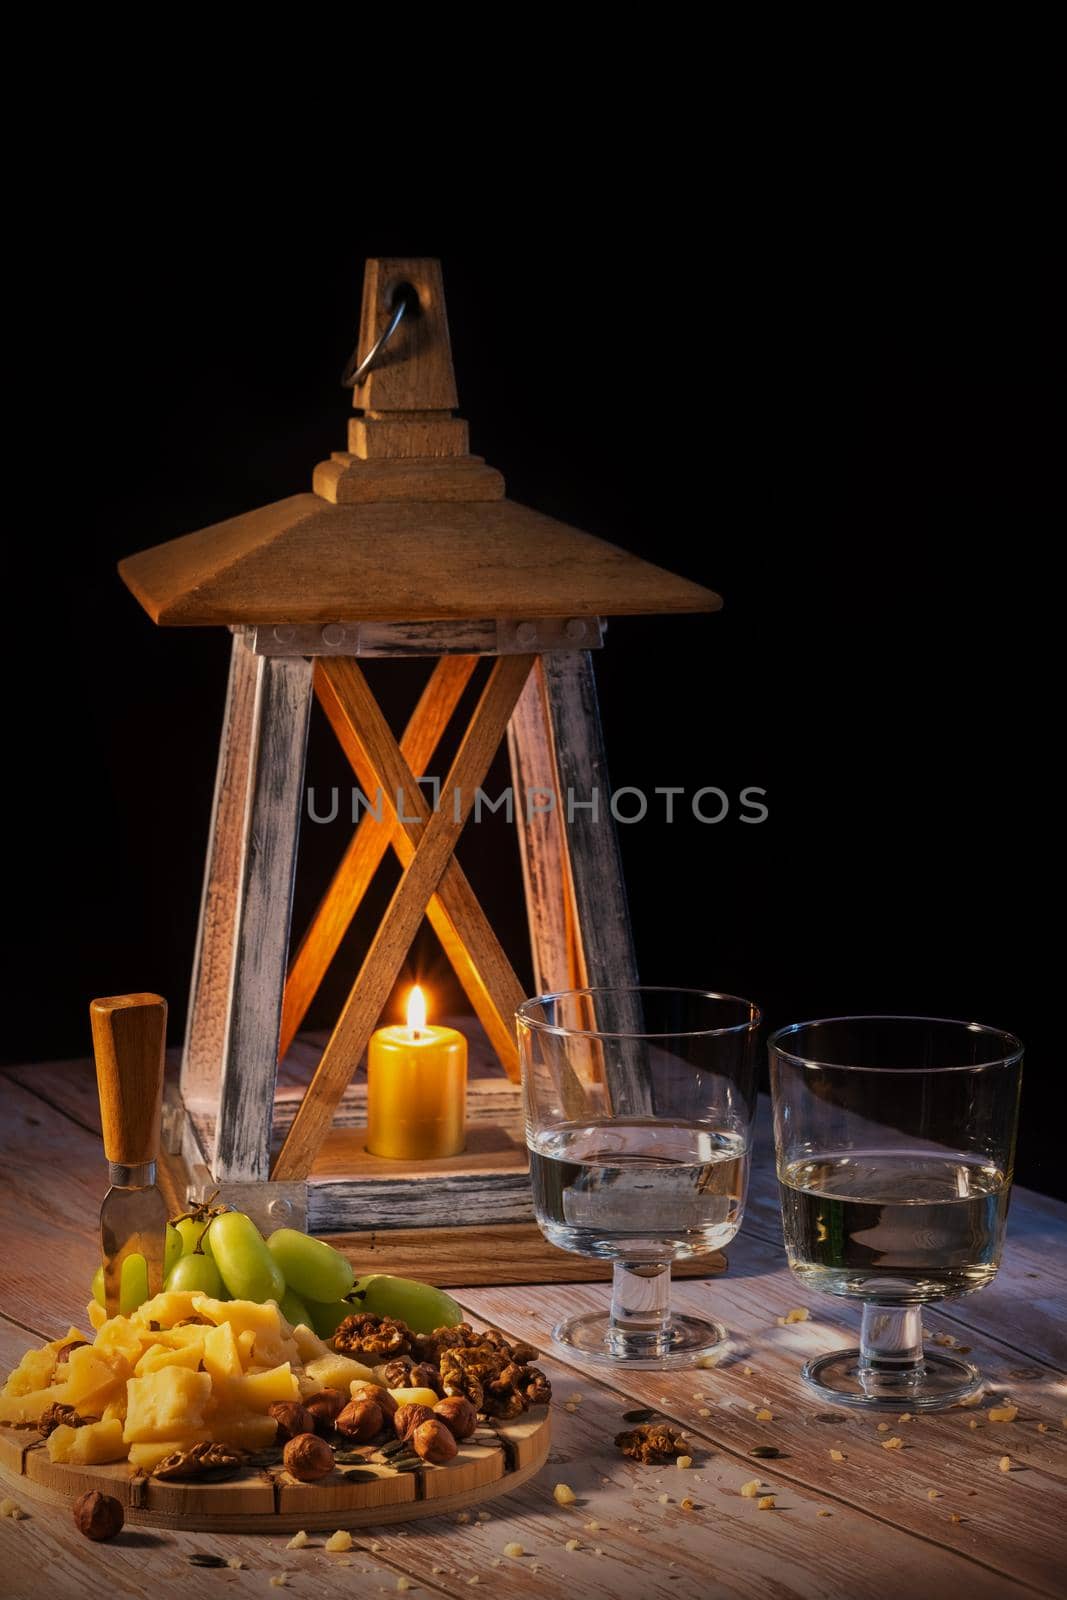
top-left (119, 258), bottom-right (721, 1282)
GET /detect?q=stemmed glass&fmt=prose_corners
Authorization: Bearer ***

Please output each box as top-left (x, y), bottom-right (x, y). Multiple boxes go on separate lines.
top-left (768, 1015), bottom-right (1023, 1409)
top-left (516, 987), bottom-right (760, 1366)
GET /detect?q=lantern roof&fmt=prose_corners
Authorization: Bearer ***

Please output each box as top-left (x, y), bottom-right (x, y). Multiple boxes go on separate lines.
top-left (119, 259), bottom-right (721, 627)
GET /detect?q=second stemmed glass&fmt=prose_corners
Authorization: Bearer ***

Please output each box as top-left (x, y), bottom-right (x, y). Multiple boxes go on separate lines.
top-left (517, 987), bottom-right (760, 1367)
top-left (768, 1015), bottom-right (1023, 1409)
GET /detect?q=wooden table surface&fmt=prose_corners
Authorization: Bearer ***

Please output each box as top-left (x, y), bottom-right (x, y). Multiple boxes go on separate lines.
top-left (1, 1054), bottom-right (1064, 1600)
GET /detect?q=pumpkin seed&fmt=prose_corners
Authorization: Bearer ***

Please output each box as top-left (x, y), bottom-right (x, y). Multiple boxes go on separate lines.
top-left (622, 1408), bottom-right (658, 1424)
top-left (188, 1553), bottom-right (228, 1567)
top-left (750, 1446), bottom-right (786, 1459)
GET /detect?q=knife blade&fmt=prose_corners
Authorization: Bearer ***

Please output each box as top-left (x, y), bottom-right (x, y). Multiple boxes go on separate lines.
top-left (90, 993), bottom-right (169, 1318)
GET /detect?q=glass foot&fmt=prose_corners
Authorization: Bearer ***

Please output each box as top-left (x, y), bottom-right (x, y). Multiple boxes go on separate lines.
top-left (553, 1311), bottom-right (728, 1368)
top-left (802, 1346), bottom-right (981, 1411)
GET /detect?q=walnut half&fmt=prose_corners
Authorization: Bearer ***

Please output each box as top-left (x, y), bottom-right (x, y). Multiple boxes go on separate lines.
top-left (615, 1422), bottom-right (690, 1464)
top-left (152, 1442), bottom-right (245, 1481)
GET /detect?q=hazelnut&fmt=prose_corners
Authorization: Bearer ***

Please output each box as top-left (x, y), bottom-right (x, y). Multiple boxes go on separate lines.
top-left (335, 1399), bottom-right (384, 1442)
top-left (268, 1401), bottom-right (318, 1443)
top-left (304, 1389), bottom-right (346, 1436)
top-left (434, 1395), bottom-right (477, 1440)
top-left (411, 1418), bottom-right (458, 1465)
top-left (393, 1402), bottom-right (435, 1441)
top-left (73, 1489), bottom-right (124, 1541)
top-left (409, 1362), bottom-right (444, 1396)
top-left (283, 1432), bottom-right (335, 1482)
top-left (350, 1381), bottom-right (397, 1419)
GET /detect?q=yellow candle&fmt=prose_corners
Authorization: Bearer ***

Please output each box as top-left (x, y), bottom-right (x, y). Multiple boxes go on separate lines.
top-left (366, 986), bottom-right (467, 1159)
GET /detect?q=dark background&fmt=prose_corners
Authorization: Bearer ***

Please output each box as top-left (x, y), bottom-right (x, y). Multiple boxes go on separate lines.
top-left (3, 113), bottom-right (1055, 1193)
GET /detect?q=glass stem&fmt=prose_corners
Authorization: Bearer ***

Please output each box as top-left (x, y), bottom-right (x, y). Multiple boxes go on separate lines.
top-left (858, 1303), bottom-right (925, 1392)
top-left (608, 1261), bottom-right (672, 1359)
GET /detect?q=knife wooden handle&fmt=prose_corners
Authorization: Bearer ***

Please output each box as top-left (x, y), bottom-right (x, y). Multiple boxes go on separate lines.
top-left (90, 993), bottom-right (168, 1167)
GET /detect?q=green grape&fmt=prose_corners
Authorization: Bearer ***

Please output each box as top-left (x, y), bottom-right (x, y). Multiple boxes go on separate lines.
top-left (279, 1287), bottom-right (312, 1329)
top-left (210, 1210), bottom-right (286, 1303)
top-left (91, 1256), bottom-right (150, 1315)
top-left (174, 1215), bottom-right (216, 1257)
top-left (165, 1253), bottom-right (226, 1297)
top-left (305, 1295), bottom-right (361, 1339)
top-left (164, 1224), bottom-right (184, 1276)
top-left (351, 1274), bottom-right (463, 1336)
top-left (266, 1228), bottom-right (354, 1303)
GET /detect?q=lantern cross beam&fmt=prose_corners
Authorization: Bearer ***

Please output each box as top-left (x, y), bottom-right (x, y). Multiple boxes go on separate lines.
top-left (272, 653), bottom-right (535, 1182)
top-left (285, 655), bottom-right (527, 1077)
top-left (279, 654), bottom-right (478, 1058)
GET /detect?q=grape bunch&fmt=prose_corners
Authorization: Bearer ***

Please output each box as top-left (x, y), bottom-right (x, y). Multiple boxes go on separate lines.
top-left (91, 1203), bottom-right (461, 1336)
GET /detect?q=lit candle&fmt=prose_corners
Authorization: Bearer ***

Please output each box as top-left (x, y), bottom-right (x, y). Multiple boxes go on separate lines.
top-left (366, 986), bottom-right (468, 1159)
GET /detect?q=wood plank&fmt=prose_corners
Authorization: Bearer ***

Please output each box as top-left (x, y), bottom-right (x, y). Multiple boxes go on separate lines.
top-left (459, 1246), bottom-right (1067, 1598)
top-left (315, 451), bottom-right (504, 501)
top-left (180, 632), bottom-right (258, 1103)
top-left (279, 653), bottom-right (476, 1057)
top-left (349, 257), bottom-right (459, 414)
top-left (211, 645), bottom-right (314, 1181)
top-left (507, 658), bottom-right (587, 995)
top-left (538, 650), bottom-right (654, 1116)
top-left (272, 655), bottom-right (535, 1180)
top-left (317, 655), bottom-right (525, 1077)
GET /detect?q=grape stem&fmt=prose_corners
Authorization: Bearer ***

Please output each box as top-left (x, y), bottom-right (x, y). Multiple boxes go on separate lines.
top-left (169, 1191), bottom-right (229, 1256)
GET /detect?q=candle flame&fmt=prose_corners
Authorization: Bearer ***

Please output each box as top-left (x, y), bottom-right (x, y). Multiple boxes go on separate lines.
top-left (406, 985), bottom-right (427, 1035)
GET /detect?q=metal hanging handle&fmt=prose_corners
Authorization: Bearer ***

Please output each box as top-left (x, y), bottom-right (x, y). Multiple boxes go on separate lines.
top-left (341, 284), bottom-right (417, 388)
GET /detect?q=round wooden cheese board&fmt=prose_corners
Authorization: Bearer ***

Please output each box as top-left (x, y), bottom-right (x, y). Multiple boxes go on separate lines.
top-left (0, 1409), bottom-right (550, 1532)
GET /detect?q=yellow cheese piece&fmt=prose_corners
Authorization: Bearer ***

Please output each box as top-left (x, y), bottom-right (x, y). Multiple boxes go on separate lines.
top-left (227, 1363), bottom-right (299, 1411)
top-left (134, 1341), bottom-right (205, 1376)
top-left (64, 1345), bottom-right (131, 1410)
top-left (305, 1353), bottom-right (375, 1391)
top-left (127, 1439), bottom-right (188, 1471)
top-left (47, 1418), bottom-right (126, 1465)
top-left (87, 1300), bottom-right (106, 1332)
top-left (93, 1317), bottom-right (147, 1366)
top-left (291, 1323), bottom-right (331, 1364)
top-left (133, 1290), bottom-right (201, 1328)
top-left (124, 1366), bottom-right (212, 1443)
top-left (205, 1411), bottom-right (279, 1450)
top-left (0, 1382), bottom-right (71, 1426)
top-left (191, 1297), bottom-right (298, 1369)
top-left (102, 1395), bottom-right (127, 1424)
top-left (388, 1385), bottom-right (440, 1409)
top-left (202, 1321), bottom-right (243, 1384)
top-left (1, 1346), bottom-right (57, 1398)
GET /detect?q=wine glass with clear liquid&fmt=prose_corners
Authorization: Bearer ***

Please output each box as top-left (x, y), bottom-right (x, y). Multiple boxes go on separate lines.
top-left (516, 987), bottom-right (760, 1367)
top-left (768, 1015), bottom-right (1023, 1410)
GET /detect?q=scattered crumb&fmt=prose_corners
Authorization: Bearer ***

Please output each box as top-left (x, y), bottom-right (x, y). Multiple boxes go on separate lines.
top-left (783, 1308), bottom-right (810, 1324)
top-left (477, 1511), bottom-right (490, 1523)
top-left (455, 1513), bottom-right (470, 1524)
top-left (564, 1403), bottom-right (578, 1413)
top-left (467, 1579), bottom-right (480, 1587)
top-left (325, 1530), bottom-right (353, 1553)
top-left (968, 1420), bottom-right (980, 1430)
top-left (676, 1456), bottom-right (693, 1470)
top-left (998, 1456), bottom-right (1012, 1472)
top-left (503, 1543), bottom-right (524, 1559)
top-left (698, 1407), bottom-right (711, 1418)
top-left (933, 1333), bottom-right (956, 1347)
top-left (565, 1393), bottom-right (583, 1405)
top-left (226, 1557), bottom-right (243, 1571)
top-left (830, 1449), bottom-right (845, 1462)
top-left (657, 1493), bottom-right (670, 1505)
top-left (370, 1541), bottom-right (383, 1551)
top-left (269, 1580), bottom-right (288, 1591)
top-left (0, 1500), bottom-right (22, 1519)
top-left (949, 1513), bottom-right (962, 1524)
top-left (680, 1498), bottom-right (695, 1511)
top-left (1038, 1423), bottom-right (1049, 1433)
top-left (397, 1581), bottom-right (412, 1594)
top-left (817, 1510), bottom-right (832, 1518)
top-left (564, 1538), bottom-right (580, 1552)
top-left (882, 1437), bottom-right (904, 1451)
top-left (286, 1530), bottom-right (310, 1550)
top-left (584, 1521), bottom-right (600, 1532)
top-left (696, 1354), bottom-right (720, 1369)
top-left (877, 1422), bottom-right (891, 1433)
top-left (757, 1496), bottom-right (776, 1511)
top-left (988, 1405), bottom-right (1019, 1423)
top-left (594, 1547), bottom-right (604, 1557)
top-left (743, 1365), bottom-right (754, 1376)
top-left (927, 1489), bottom-right (940, 1500)
top-left (898, 1413), bottom-right (913, 1423)
top-left (431, 1568), bottom-right (446, 1577)
top-left (553, 1483), bottom-right (576, 1505)
top-left (740, 1480), bottom-right (762, 1498)
top-left (755, 1409), bottom-right (773, 1422)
